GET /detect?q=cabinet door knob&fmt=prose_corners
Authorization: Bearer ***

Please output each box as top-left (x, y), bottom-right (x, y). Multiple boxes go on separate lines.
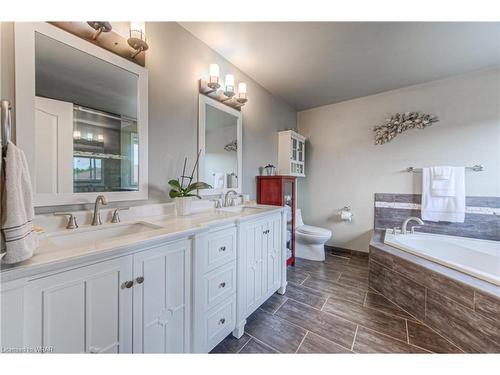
top-left (122, 280), bottom-right (134, 289)
top-left (136, 276), bottom-right (144, 284)
top-left (219, 281), bottom-right (226, 288)
top-left (219, 318), bottom-right (226, 325)
top-left (219, 246), bottom-right (226, 252)
top-left (89, 346), bottom-right (100, 354)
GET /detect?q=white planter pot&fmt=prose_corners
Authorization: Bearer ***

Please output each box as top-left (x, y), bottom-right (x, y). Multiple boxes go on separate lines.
top-left (175, 197), bottom-right (193, 216)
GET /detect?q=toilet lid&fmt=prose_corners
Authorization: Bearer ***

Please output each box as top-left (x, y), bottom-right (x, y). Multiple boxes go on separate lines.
top-left (297, 225), bottom-right (332, 237)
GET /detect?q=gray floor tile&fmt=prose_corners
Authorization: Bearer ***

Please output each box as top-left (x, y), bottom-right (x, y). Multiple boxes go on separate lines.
top-left (303, 276), bottom-right (366, 304)
top-left (353, 327), bottom-right (428, 353)
top-left (407, 321), bottom-right (463, 353)
top-left (285, 282), bottom-right (328, 309)
top-left (210, 333), bottom-right (251, 354)
top-left (275, 299), bottom-right (357, 349)
top-left (239, 338), bottom-right (278, 353)
top-left (260, 293), bottom-right (288, 314)
top-left (286, 267), bottom-right (311, 284)
top-left (322, 297), bottom-right (408, 341)
top-left (363, 291), bottom-right (416, 321)
top-left (245, 308), bottom-right (307, 353)
top-left (297, 332), bottom-right (353, 354)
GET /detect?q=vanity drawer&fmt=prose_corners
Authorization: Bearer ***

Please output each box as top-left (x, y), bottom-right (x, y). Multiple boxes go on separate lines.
top-left (204, 261), bottom-right (236, 311)
top-left (206, 297), bottom-right (236, 351)
top-left (206, 227), bottom-right (236, 271)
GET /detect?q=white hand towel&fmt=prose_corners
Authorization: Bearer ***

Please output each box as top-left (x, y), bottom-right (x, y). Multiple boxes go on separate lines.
top-left (422, 166), bottom-right (465, 223)
top-left (430, 166), bottom-right (455, 197)
top-left (1, 141), bottom-right (39, 264)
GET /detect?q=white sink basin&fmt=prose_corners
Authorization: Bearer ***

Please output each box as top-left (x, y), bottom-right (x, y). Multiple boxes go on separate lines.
top-left (217, 205), bottom-right (266, 214)
top-left (46, 222), bottom-right (162, 249)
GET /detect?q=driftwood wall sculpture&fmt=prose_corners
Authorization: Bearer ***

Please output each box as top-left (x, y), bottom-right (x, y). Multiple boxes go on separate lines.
top-left (373, 112), bottom-right (439, 145)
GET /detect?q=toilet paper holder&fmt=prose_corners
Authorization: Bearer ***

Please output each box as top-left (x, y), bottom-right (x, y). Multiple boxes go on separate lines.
top-left (340, 206), bottom-right (353, 222)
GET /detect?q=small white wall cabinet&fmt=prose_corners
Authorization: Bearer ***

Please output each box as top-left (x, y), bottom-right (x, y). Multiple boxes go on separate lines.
top-left (20, 239), bottom-right (191, 354)
top-left (24, 256), bottom-right (134, 353)
top-left (132, 240), bottom-right (191, 353)
top-left (278, 130), bottom-right (306, 177)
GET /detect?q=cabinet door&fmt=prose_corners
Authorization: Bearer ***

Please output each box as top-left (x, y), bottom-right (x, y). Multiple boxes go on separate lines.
top-left (266, 215), bottom-right (283, 294)
top-left (24, 257), bottom-right (133, 353)
top-left (244, 220), bottom-right (267, 313)
top-left (132, 240), bottom-right (191, 353)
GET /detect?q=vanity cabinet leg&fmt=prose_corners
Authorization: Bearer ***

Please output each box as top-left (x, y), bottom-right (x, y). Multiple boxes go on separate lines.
top-left (277, 282), bottom-right (287, 295)
top-left (232, 320), bottom-right (246, 339)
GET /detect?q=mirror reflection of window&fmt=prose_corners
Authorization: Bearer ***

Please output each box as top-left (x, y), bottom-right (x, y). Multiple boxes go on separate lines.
top-left (34, 32), bottom-right (140, 194)
top-left (204, 104), bottom-right (239, 189)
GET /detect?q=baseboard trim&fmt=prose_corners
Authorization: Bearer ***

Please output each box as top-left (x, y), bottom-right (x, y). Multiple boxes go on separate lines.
top-left (325, 245), bottom-right (369, 258)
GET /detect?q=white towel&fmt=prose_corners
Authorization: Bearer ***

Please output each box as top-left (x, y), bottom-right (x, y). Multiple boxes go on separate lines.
top-left (422, 166), bottom-right (465, 223)
top-left (430, 166), bottom-right (455, 197)
top-left (1, 141), bottom-right (38, 264)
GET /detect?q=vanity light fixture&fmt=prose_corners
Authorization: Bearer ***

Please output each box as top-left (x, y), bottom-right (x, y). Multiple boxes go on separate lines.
top-left (128, 22), bottom-right (149, 59)
top-left (97, 134), bottom-right (104, 142)
top-left (236, 82), bottom-right (248, 104)
top-left (224, 74), bottom-right (235, 97)
top-left (208, 64), bottom-right (221, 90)
top-left (87, 21), bottom-right (112, 40)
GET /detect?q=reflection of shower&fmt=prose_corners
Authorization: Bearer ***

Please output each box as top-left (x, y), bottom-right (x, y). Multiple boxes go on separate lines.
top-left (224, 140), bottom-right (237, 152)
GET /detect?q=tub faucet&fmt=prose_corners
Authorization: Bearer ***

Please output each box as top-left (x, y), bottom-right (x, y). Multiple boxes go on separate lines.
top-left (91, 195), bottom-right (108, 226)
top-left (401, 217), bottom-right (424, 235)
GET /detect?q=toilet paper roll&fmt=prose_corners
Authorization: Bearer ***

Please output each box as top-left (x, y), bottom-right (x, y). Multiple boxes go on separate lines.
top-left (340, 210), bottom-right (353, 222)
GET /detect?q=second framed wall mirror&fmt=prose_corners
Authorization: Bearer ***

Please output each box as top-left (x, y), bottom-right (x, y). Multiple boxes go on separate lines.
top-left (198, 94), bottom-right (242, 196)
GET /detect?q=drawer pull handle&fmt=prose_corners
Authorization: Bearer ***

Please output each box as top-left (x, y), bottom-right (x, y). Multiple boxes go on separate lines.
top-left (136, 276), bottom-right (144, 284)
top-left (219, 281), bottom-right (226, 288)
top-left (263, 229), bottom-right (270, 235)
top-left (219, 246), bottom-right (226, 252)
top-left (122, 280), bottom-right (134, 289)
top-left (219, 318), bottom-right (226, 325)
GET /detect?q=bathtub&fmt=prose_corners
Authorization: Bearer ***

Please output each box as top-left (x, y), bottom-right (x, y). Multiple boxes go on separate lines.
top-left (384, 231), bottom-right (500, 286)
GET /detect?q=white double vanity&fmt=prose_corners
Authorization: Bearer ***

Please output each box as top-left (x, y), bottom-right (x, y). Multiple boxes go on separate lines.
top-left (1, 23), bottom-right (288, 353)
top-left (1, 203), bottom-right (287, 353)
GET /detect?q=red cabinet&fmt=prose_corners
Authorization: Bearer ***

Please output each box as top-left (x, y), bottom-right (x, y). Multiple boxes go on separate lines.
top-left (256, 176), bottom-right (296, 266)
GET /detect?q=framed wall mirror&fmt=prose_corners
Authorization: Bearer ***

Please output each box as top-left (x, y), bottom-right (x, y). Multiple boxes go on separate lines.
top-left (198, 95), bottom-right (242, 196)
top-left (15, 22), bottom-right (148, 206)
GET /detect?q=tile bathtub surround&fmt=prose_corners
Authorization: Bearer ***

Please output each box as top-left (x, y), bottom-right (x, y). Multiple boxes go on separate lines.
top-left (369, 240), bottom-right (500, 353)
top-left (211, 249), bottom-right (463, 354)
top-left (374, 193), bottom-right (500, 241)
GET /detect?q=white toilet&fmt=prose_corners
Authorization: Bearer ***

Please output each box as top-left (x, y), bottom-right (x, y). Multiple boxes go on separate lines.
top-left (295, 209), bottom-right (332, 261)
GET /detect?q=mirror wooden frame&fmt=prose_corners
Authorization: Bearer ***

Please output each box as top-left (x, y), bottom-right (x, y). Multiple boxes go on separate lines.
top-left (15, 22), bottom-right (149, 206)
top-left (198, 94), bottom-right (242, 196)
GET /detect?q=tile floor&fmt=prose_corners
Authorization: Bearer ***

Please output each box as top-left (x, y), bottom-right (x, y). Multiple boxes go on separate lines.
top-left (211, 248), bottom-right (464, 354)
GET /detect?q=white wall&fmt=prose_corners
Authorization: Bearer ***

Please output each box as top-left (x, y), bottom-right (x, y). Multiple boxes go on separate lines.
top-left (297, 68), bottom-right (500, 252)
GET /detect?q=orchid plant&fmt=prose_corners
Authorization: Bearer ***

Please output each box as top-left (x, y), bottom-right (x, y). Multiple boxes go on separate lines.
top-left (168, 150), bottom-right (212, 199)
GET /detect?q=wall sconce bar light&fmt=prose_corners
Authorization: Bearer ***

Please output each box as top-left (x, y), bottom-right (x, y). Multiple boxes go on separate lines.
top-left (87, 21), bottom-right (112, 40)
top-left (128, 21), bottom-right (149, 59)
top-left (199, 64), bottom-right (248, 110)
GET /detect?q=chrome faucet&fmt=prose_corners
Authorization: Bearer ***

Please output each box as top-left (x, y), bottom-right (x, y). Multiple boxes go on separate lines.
top-left (401, 217), bottom-right (424, 235)
top-left (91, 195), bottom-right (108, 226)
top-left (224, 190), bottom-right (239, 207)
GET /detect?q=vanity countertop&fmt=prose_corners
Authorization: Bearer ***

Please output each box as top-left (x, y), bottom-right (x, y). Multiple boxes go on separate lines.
top-left (1, 204), bottom-right (284, 283)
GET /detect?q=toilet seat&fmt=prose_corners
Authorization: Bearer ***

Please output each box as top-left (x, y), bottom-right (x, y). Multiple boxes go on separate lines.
top-left (296, 225), bottom-right (331, 237)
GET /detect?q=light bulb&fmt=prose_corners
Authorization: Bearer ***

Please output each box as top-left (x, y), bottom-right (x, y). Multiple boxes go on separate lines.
top-left (73, 130), bottom-right (81, 139)
top-left (130, 21), bottom-right (146, 41)
top-left (208, 64), bottom-right (220, 89)
top-left (97, 134), bottom-right (104, 142)
top-left (224, 74), bottom-right (235, 96)
top-left (87, 133), bottom-right (93, 141)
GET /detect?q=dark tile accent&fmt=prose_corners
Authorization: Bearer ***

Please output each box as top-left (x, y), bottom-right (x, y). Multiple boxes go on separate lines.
top-left (407, 321), bottom-right (463, 353)
top-left (303, 276), bottom-right (366, 304)
top-left (424, 290), bottom-right (500, 353)
top-left (323, 297), bottom-right (408, 342)
top-left (353, 327), bottom-right (428, 354)
top-left (260, 293), bottom-right (288, 314)
top-left (210, 333), bottom-right (251, 354)
top-left (239, 338), bottom-right (278, 353)
top-left (297, 332), bottom-right (353, 354)
top-left (364, 291), bottom-right (416, 321)
top-left (286, 267), bottom-right (310, 284)
top-left (369, 260), bottom-right (426, 320)
top-left (327, 246), bottom-right (370, 259)
top-left (285, 282), bottom-right (328, 309)
top-left (275, 299), bottom-right (357, 349)
top-left (373, 194), bottom-right (500, 241)
top-left (475, 291), bottom-right (500, 322)
top-left (370, 245), bottom-right (476, 309)
top-left (245, 309), bottom-right (307, 353)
